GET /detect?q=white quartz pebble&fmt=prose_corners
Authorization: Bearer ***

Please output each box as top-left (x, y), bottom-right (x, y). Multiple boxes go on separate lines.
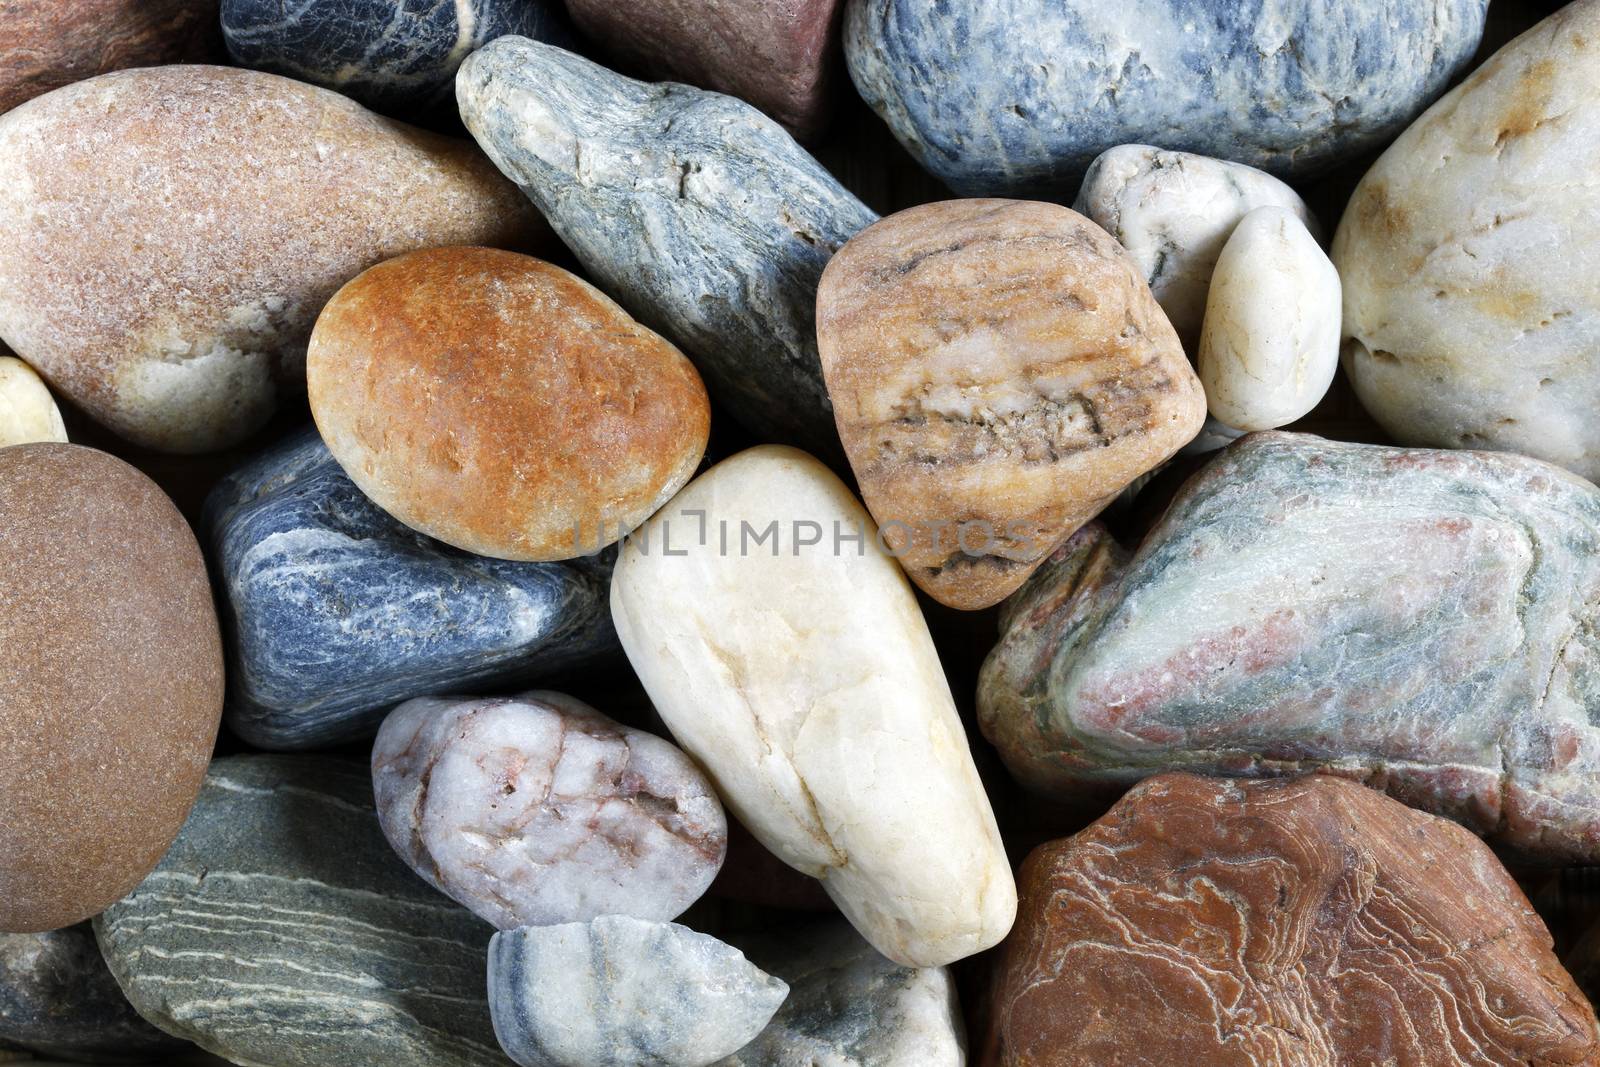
top-left (0, 356), bottom-right (67, 447)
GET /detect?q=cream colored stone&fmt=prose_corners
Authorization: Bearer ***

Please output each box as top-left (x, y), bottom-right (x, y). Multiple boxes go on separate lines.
top-left (0, 356), bottom-right (66, 447)
top-left (610, 445), bottom-right (1016, 968)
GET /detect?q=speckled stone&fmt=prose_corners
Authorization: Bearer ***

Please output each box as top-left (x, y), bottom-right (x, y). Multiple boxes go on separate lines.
top-left (221, 0), bottom-right (571, 119)
top-left (0, 444), bottom-right (223, 933)
top-left (0, 355), bottom-right (67, 447)
top-left (95, 755), bottom-right (510, 1067)
top-left (458, 37), bottom-right (878, 458)
top-left (978, 432), bottom-right (1600, 862)
top-left (845, 0), bottom-right (1489, 196)
top-left (205, 428), bottom-right (617, 751)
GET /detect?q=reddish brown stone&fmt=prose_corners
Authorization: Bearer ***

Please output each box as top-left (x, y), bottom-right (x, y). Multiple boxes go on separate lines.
top-left (983, 773), bottom-right (1600, 1067)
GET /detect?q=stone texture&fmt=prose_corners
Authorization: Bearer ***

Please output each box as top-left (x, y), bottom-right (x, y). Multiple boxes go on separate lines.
top-left (308, 246), bottom-right (709, 561)
top-left (0, 355), bottom-right (67, 447)
top-left (845, 0), bottom-right (1488, 196)
top-left (815, 198), bottom-right (1205, 611)
top-left (458, 37), bottom-right (878, 458)
top-left (611, 445), bottom-right (1016, 967)
top-left (978, 432), bottom-right (1600, 862)
top-left (566, 0), bottom-right (842, 139)
top-left (981, 773), bottom-right (1600, 1066)
top-left (1334, 0), bottom-right (1600, 482)
top-left (205, 428), bottom-right (618, 750)
top-left (0, 444), bottom-right (222, 933)
top-left (489, 917), bottom-right (787, 1067)
top-left (96, 755), bottom-right (510, 1067)
top-left (372, 691), bottom-right (726, 930)
top-left (0, 65), bottom-right (539, 454)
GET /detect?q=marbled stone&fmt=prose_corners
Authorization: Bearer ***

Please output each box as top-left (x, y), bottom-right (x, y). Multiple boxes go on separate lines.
top-left (0, 923), bottom-right (187, 1063)
top-left (458, 37), bottom-right (878, 458)
top-left (1073, 145), bottom-right (1320, 350)
top-left (1334, 0), bottom-right (1600, 482)
top-left (221, 0), bottom-right (571, 119)
top-left (845, 0), bottom-right (1489, 196)
top-left (984, 773), bottom-right (1600, 1066)
top-left (815, 198), bottom-right (1205, 611)
top-left (611, 445), bottom-right (1016, 967)
top-left (978, 432), bottom-right (1600, 862)
top-left (489, 917), bottom-right (787, 1067)
top-left (1, 444), bottom-right (222, 933)
top-left (205, 428), bottom-right (617, 750)
top-left (308, 246), bottom-right (709, 561)
top-left (1198, 206), bottom-right (1340, 431)
top-left (565, 0), bottom-right (842, 138)
top-left (96, 755), bottom-right (509, 1067)
top-left (0, 65), bottom-right (539, 454)
top-left (372, 691), bottom-right (726, 929)
top-left (0, 355), bottom-right (66, 447)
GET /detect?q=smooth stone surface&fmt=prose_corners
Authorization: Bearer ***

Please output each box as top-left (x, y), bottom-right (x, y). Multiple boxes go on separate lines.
top-left (372, 691), bottom-right (726, 930)
top-left (458, 37), bottom-right (878, 458)
top-left (982, 773), bottom-right (1600, 1066)
top-left (1074, 145), bottom-right (1320, 350)
top-left (0, 355), bottom-right (67, 446)
top-left (611, 445), bottom-right (1016, 967)
top-left (489, 917), bottom-right (787, 1067)
top-left (1335, 0), bottom-right (1600, 482)
top-left (309, 247), bottom-right (708, 561)
top-left (0, 444), bottom-right (222, 933)
top-left (222, 0), bottom-right (571, 118)
top-left (1198, 206), bottom-right (1340, 431)
top-left (816, 198), bottom-right (1205, 610)
top-left (566, 0), bottom-right (842, 138)
top-left (0, 923), bottom-right (187, 1063)
top-left (96, 755), bottom-right (510, 1067)
top-left (978, 432), bottom-right (1600, 862)
top-left (205, 428), bottom-right (618, 750)
top-left (845, 0), bottom-right (1488, 196)
top-left (0, 65), bottom-right (539, 454)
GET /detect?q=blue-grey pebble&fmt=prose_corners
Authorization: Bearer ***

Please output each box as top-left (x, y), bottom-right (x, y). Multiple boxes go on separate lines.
top-left (205, 428), bottom-right (617, 751)
top-left (457, 37), bottom-right (879, 459)
top-left (844, 0), bottom-right (1489, 195)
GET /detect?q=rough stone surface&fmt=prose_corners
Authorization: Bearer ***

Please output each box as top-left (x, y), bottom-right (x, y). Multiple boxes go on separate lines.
top-left (489, 916), bottom-right (787, 1067)
top-left (612, 445), bottom-right (1016, 967)
top-left (372, 691), bottom-right (726, 930)
top-left (1334, 0), bottom-right (1600, 482)
top-left (816, 198), bottom-right (1205, 611)
top-left (206, 428), bottom-right (618, 750)
top-left (0, 444), bottom-right (222, 933)
top-left (0, 355), bottom-right (67, 447)
top-left (95, 755), bottom-right (511, 1067)
top-left (309, 246), bottom-right (709, 561)
top-left (566, 0), bottom-right (842, 138)
top-left (458, 37), bottom-right (878, 458)
top-left (0, 65), bottom-right (539, 454)
top-left (978, 432), bottom-right (1600, 862)
top-left (981, 773), bottom-right (1600, 1066)
top-left (845, 0), bottom-right (1489, 196)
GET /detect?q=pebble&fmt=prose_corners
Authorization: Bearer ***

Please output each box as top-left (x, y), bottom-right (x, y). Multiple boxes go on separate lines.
top-left (611, 445), bottom-right (1016, 967)
top-left (309, 246), bottom-right (709, 561)
top-left (978, 432), bottom-right (1600, 862)
top-left (1334, 0), bottom-right (1600, 482)
top-left (372, 691), bottom-right (727, 930)
top-left (815, 198), bottom-right (1205, 611)
top-left (984, 773), bottom-right (1599, 1065)
top-left (95, 755), bottom-right (509, 1067)
top-left (0, 355), bottom-right (66, 447)
top-left (0, 65), bottom-right (539, 454)
top-left (489, 916), bottom-right (787, 1067)
top-left (0, 444), bottom-right (222, 933)
top-left (457, 36), bottom-right (879, 459)
top-left (844, 0), bottom-right (1489, 196)
top-left (205, 428), bottom-right (618, 750)
top-left (1198, 206), bottom-right (1340, 431)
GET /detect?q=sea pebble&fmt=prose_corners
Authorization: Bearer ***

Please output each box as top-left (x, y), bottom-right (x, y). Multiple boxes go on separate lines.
top-left (0, 355), bottom-right (66, 446)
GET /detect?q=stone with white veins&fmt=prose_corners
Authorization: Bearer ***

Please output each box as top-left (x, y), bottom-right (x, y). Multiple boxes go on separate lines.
top-left (457, 37), bottom-right (879, 458)
top-left (0, 355), bottom-right (67, 447)
top-left (488, 916), bottom-right (787, 1067)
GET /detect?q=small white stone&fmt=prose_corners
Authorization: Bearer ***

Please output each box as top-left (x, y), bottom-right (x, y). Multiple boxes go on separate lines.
top-left (0, 356), bottom-right (67, 447)
top-left (1198, 206), bottom-right (1341, 432)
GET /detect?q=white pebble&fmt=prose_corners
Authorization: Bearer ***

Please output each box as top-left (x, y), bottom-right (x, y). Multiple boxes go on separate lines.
top-left (0, 356), bottom-right (67, 447)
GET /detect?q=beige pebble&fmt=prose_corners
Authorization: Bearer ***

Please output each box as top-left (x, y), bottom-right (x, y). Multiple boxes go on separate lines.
top-left (0, 355), bottom-right (66, 447)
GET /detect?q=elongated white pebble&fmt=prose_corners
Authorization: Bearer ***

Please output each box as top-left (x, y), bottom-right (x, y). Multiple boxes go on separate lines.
top-left (0, 356), bottom-right (67, 446)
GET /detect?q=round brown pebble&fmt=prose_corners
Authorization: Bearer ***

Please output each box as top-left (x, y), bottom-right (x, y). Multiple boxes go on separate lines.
top-left (307, 246), bottom-right (711, 561)
top-left (0, 444), bottom-right (223, 933)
